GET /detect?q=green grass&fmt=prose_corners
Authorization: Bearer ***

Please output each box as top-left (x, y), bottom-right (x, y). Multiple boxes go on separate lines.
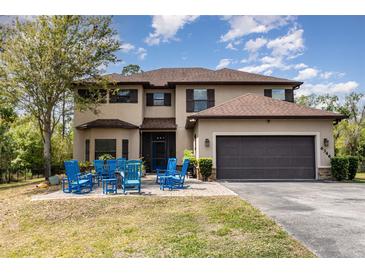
top-left (0, 178), bottom-right (45, 190)
top-left (0, 182), bottom-right (314, 258)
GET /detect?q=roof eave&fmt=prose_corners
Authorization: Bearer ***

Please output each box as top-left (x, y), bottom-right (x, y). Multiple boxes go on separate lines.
top-left (188, 115), bottom-right (347, 120)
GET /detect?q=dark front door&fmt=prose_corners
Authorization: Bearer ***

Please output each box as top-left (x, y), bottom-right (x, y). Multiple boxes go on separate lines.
top-left (216, 136), bottom-right (315, 180)
top-left (142, 132), bottom-right (176, 172)
top-left (152, 140), bottom-right (167, 171)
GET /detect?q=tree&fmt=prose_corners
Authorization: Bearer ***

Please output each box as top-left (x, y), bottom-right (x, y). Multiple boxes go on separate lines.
top-left (121, 64), bottom-right (143, 76)
top-left (296, 94), bottom-right (318, 108)
top-left (0, 16), bottom-right (121, 178)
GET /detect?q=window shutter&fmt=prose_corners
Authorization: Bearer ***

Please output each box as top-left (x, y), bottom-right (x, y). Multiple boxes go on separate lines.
top-left (207, 89), bottom-right (215, 108)
top-left (186, 89), bottom-right (194, 112)
top-left (264, 89), bottom-right (272, 97)
top-left (164, 93), bottom-right (171, 106)
top-left (85, 139), bottom-right (90, 162)
top-left (146, 93), bottom-right (153, 106)
top-left (130, 90), bottom-right (138, 103)
top-left (285, 89), bottom-right (294, 102)
top-left (122, 139), bottom-right (129, 160)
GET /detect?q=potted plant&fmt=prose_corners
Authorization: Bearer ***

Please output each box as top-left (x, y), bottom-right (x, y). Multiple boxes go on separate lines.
top-left (183, 149), bottom-right (197, 178)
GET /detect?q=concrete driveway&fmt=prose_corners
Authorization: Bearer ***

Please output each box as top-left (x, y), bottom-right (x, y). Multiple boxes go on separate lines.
top-left (221, 181), bottom-right (365, 257)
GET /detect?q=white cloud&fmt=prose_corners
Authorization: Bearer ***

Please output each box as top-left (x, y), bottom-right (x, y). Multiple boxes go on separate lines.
top-left (220, 16), bottom-right (293, 42)
top-left (294, 68), bottom-right (319, 81)
top-left (266, 28), bottom-right (304, 58)
top-left (298, 81), bottom-right (359, 96)
top-left (136, 47), bottom-right (147, 60)
top-left (294, 63), bottom-right (308, 70)
top-left (239, 55), bottom-right (289, 74)
top-left (244, 37), bottom-right (267, 52)
top-left (119, 42), bottom-right (147, 60)
top-left (216, 58), bottom-right (232, 70)
top-left (145, 15), bottom-right (199, 46)
top-left (225, 42), bottom-right (237, 50)
top-left (120, 42), bottom-right (135, 53)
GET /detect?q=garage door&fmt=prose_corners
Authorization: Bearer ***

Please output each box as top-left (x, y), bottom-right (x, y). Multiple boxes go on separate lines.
top-left (216, 136), bottom-right (315, 180)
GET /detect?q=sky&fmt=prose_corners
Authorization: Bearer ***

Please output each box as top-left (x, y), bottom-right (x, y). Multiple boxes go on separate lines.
top-left (109, 15), bottom-right (365, 96)
top-left (0, 15), bottom-right (364, 96)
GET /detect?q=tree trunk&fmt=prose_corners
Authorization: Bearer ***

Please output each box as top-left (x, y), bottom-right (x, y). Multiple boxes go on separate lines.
top-left (43, 120), bottom-right (52, 180)
top-left (62, 92), bottom-right (66, 139)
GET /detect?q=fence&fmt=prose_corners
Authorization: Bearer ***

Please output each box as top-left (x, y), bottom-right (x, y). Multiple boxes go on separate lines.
top-left (0, 165), bottom-right (65, 184)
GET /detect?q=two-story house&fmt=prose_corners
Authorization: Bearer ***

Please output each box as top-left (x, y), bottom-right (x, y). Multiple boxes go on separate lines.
top-left (73, 68), bottom-right (344, 180)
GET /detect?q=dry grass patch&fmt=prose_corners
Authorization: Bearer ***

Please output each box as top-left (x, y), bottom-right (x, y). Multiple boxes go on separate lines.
top-left (0, 182), bottom-right (314, 258)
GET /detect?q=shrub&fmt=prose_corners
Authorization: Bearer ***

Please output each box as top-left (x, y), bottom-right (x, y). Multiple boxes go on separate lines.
top-left (198, 158), bottom-right (213, 181)
top-left (183, 149), bottom-right (197, 167)
top-left (98, 154), bottom-right (114, 161)
top-left (330, 157), bottom-right (349, 181)
top-left (347, 156), bottom-right (359, 180)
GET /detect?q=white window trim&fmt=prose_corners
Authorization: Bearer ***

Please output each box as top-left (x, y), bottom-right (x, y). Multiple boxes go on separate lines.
top-left (212, 131), bottom-right (321, 180)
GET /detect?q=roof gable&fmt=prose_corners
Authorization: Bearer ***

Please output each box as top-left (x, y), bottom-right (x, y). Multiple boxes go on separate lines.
top-left (188, 93), bottom-right (345, 121)
top-left (103, 67), bottom-right (302, 87)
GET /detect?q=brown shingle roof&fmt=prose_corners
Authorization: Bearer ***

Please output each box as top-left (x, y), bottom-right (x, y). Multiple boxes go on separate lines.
top-left (76, 119), bottom-right (138, 129)
top-left (189, 93), bottom-right (346, 120)
top-left (140, 118), bottom-right (177, 130)
top-left (103, 68), bottom-right (302, 87)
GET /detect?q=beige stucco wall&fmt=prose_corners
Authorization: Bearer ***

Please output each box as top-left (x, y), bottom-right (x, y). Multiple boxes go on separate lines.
top-left (195, 119), bottom-right (334, 174)
top-left (73, 83), bottom-right (302, 164)
top-left (174, 84), bottom-right (295, 163)
top-left (74, 85), bottom-right (144, 127)
top-left (143, 89), bottom-right (175, 118)
top-left (73, 128), bottom-right (139, 161)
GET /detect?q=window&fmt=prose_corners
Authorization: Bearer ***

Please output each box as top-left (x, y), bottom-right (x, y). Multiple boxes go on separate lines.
top-left (265, 89), bottom-right (294, 102)
top-left (122, 139), bottom-right (129, 160)
top-left (78, 89), bottom-right (107, 103)
top-left (95, 139), bottom-right (116, 159)
top-left (153, 93), bottom-right (165, 106)
top-left (146, 93), bottom-right (171, 106)
top-left (272, 89), bottom-right (285, 100)
top-left (85, 139), bottom-right (90, 162)
top-left (186, 89), bottom-right (215, 112)
top-left (109, 89), bottom-right (138, 103)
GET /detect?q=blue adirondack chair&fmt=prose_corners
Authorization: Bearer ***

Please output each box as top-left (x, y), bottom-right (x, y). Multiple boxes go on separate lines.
top-left (93, 160), bottom-right (105, 187)
top-left (102, 159), bottom-right (118, 194)
top-left (71, 159), bottom-right (95, 188)
top-left (122, 162), bottom-right (142, 194)
top-left (160, 159), bottom-right (190, 191)
top-left (156, 158), bottom-right (177, 184)
top-left (116, 158), bottom-right (127, 185)
top-left (62, 161), bottom-right (92, 194)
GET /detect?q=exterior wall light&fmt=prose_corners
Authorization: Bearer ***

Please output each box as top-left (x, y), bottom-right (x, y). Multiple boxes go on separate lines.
top-left (323, 138), bottom-right (329, 147)
top-left (205, 138), bottom-right (210, 147)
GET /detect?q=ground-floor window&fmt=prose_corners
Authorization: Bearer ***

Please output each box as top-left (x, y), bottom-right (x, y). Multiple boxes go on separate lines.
top-left (122, 139), bottom-right (129, 159)
top-left (95, 139), bottom-right (116, 159)
top-left (85, 139), bottom-right (90, 162)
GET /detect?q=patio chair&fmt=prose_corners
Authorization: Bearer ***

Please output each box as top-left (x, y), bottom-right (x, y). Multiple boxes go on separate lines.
top-left (62, 160), bottom-right (92, 194)
top-left (122, 162), bottom-right (142, 194)
top-left (71, 159), bottom-right (95, 188)
top-left (116, 158), bottom-right (127, 185)
top-left (93, 159), bottom-right (105, 187)
top-left (102, 159), bottom-right (118, 194)
top-left (156, 158), bottom-right (177, 184)
top-left (160, 159), bottom-right (190, 191)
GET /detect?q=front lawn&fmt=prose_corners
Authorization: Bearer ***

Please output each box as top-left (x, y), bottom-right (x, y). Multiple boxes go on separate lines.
top-left (0, 182), bottom-right (314, 258)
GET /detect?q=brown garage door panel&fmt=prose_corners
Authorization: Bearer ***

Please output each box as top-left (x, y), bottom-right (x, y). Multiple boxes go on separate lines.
top-left (216, 136), bottom-right (315, 180)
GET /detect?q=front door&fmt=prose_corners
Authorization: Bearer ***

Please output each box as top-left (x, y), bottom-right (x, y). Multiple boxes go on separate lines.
top-left (152, 139), bottom-right (167, 171)
top-left (142, 132), bottom-right (176, 172)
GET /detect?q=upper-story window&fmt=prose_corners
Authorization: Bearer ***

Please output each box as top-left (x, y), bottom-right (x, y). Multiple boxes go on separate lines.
top-left (109, 89), bottom-right (138, 103)
top-left (146, 92), bottom-right (171, 106)
top-left (272, 89), bottom-right (285, 100)
top-left (264, 88), bottom-right (294, 102)
top-left (186, 89), bottom-right (215, 112)
top-left (78, 89), bottom-right (107, 103)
